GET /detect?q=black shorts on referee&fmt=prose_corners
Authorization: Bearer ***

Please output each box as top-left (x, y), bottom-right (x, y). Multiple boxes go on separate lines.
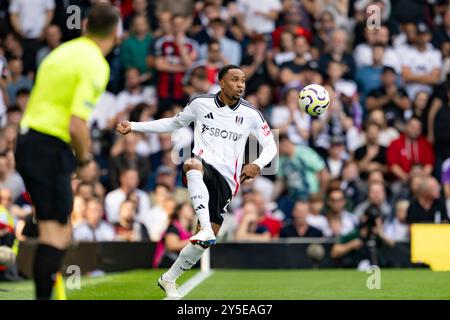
top-left (183, 156), bottom-right (232, 226)
top-left (15, 128), bottom-right (76, 224)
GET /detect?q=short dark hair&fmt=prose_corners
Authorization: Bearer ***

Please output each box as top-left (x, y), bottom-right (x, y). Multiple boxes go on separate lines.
top-left (218, 65), bottom-right (243, 80)
top-left (86, 3), bottom-right (120, 37)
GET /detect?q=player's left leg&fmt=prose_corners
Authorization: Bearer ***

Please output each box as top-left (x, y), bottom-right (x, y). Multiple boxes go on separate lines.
top-left (158, 222), bottom-right (220, 298)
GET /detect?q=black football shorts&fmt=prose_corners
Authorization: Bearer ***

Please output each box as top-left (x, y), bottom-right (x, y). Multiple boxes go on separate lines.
top-left (15, 129), bottom-right (76, 224)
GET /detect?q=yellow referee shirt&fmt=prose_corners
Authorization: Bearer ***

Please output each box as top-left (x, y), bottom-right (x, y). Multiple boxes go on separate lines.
top-left (20, 37), bottom-right (110, 144)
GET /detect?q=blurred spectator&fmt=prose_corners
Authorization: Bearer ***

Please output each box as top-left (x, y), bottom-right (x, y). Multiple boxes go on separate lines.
top-left (354, 25), bottom-right (400, 72)
top-left (280, 34), bottom-right (312, 85)
top-left (340, 161), bottom-right (364, 211)
top-left (6, 58), bottom-right (33, 105)
top-left (406, 176), bottom-right (448, 224)
top-left (401, 22), bottom-right (442, 100)
top-left (273, 31), bottom-right (295, 66)
top-left (311, 10), bottom-right (336, 59)
top-left (123, 0), bottom-right (154, 32)
top-left (36, 24), bottom-right (62, 67)
top-left (71, 196), bottom-right (86, 229)
top-left (274, 133), bottom-right (328, 211)
top-left (241, 35), bottom-right (275, 94)
top-left (280, 200), bottom-right (323, 238)
top-left (235, 201), bottom-right (272, 241)
top-left (432, 6), bottom-right (450, 50)
top-left (319, 28), bottom-right (356, 79)
top-left (142, 183), bottom-right (176, 242)
top-left (306, 193), bottom-right (328, 235)
top-left (387, 117), bottom-right (435, 184)
top-left (73, 197), bottom-right (116, 242)
top-left (354, 182), bottom-right (392, 219)
top-left (154, 14), bottom-right (199, 111)
top-left (442, 158), bottom-right (450, 214)
top-left (109, 132), bottom-right (150, 190)
top-left (13, 87), bottom-right (30, 111)
top-left (324, 188), bottom-right (359, 237)
top-left (197, 18), bottom-right (242, 65)
top-left (366, 66), bottom-right (410, 128)
top-left (120, 14), bottom-right (153, 75)
top-left (0, 153), bottom-right (25, 202)
top-left (184, 40), bottom-right (225, 97)
top-left (114, 199), bottom-right (149, 242)
top-left (354, 122), bottom-right (387, 178)
top-left (153, 202), bottom-right (195, 268)
top-left (367, 109), bottom-right (399, 147)
top-left (75, 181), bottom-right (95, 202)
top-left (9, 0), bottom-right (54, 41)
top-left (236, 0), bottom-right (282, 36)
top-left (355, 44), bottom-right (385, 99)
top-left (311, 85), bottom-right (355, 154)
top-left (9, 0), bottom-right (55, 75)
top-left (270, 86), bottom-right (311, 145)
top-left (104, 167), bottom-right (151, 224)
top-left (330, 204), bottom-right (394, 268)
top-left (156, 0), bottom-right (195, 17)
top-left (384, 199), bottom-right (410, 242)
top-left (325, 135), bottom-right (347, 179)
top-left (428, 82), bottom-right (450, 176)
top-left (114, 67), bottom-right (156, 122)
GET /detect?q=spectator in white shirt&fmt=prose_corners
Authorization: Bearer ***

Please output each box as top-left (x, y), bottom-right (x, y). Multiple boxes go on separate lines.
top-left (73, 198), bottom-right (116, 242)
top-left (401, 22), bottom-right (442, 100)
top-left (141, 184), bottom-right (177, 242)
top-left (306, 193), bottom-right (329, 235)
top-left (9, 0), bottom-right (55, 40)
top-left (325, 188), bottom-right (359, 237)
top-left (199, 18), bottom-right (242, 66)
top-left (236, 0), bottom-right (282, 35)
top-left (114, 67), bottom-right (156, 121)
top-left (384, 200), bottom-right (410, 242)
top-left (104, 167), bottom-right (151, 223)
top-left (354, 25), bottom-right (401, 73)
top-left (270, 87), bottom-right (311, 146)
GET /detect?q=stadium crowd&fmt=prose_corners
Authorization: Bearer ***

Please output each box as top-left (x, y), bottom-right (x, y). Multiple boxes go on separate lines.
top-left (0, 0), bottom-right (450, 271)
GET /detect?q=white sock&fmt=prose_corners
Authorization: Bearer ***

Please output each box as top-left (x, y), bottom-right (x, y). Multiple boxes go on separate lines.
top-left (163, 243), bottom-right (206, 282)
top-left (186, 169), bottom-right (212, 231)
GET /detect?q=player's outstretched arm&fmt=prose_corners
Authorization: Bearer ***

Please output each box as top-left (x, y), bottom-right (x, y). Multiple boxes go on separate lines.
top-left (116, 104), bottom-right (196, 135)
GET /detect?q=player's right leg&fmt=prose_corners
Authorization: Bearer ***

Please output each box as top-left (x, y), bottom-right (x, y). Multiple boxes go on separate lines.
top-left (183, 157), bottom-right (216, 246)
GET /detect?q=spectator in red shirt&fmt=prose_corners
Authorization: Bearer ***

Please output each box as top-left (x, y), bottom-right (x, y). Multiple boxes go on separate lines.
top-left (387, 117), bottom-right (435, 183)
top-left (153, 14), bottom-right (199, 114)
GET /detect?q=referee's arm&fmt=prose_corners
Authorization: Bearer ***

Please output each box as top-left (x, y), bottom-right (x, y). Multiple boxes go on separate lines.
top-left (70, 75), bottom-right (102, 167)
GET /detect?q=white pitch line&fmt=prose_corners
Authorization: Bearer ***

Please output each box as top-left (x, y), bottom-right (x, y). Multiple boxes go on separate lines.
top-left (164, 270), bottom-right (214, 300)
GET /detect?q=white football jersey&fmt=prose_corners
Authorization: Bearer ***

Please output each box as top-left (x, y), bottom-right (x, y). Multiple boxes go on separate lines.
top-left (175, 93), bottom-right (275, 195)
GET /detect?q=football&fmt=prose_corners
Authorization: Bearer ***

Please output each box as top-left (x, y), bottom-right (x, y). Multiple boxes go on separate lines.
top-left (298, 84), bottom-right (330, 116)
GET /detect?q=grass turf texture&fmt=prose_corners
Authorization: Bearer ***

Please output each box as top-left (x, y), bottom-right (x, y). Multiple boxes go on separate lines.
top-left (1, 269), bottom-right (450, 300)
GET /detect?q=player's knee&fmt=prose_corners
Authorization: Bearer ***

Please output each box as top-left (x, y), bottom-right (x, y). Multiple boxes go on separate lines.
top-left (183, 158), bottom-right (203, 173)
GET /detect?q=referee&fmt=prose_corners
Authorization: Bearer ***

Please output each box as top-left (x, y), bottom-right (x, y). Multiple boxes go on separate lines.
top-left (15, 4), bottom-right (119, 300)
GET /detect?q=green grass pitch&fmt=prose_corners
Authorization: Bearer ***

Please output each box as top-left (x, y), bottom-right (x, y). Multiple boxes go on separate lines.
top-left (1, 269), bottom-right (450, 300)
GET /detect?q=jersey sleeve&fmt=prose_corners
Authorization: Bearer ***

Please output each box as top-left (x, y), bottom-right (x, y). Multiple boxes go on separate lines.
top-left (131, 101), bottom-right (196, 133)
top-left (70, 63), bottom-right (108, 121)
top-left (251, 110), bottom-right (277, 169)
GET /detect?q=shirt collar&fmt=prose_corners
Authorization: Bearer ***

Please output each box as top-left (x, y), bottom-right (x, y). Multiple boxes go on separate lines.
top-left (214, 91), bottom-right (241, 111)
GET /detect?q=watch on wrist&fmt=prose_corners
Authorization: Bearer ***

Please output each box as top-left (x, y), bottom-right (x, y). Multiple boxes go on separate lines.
top-left (77, 154), bottom-right (93, 168)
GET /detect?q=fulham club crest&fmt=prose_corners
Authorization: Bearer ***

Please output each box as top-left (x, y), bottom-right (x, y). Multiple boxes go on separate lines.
top-left (235, 116), bottom-right (243, 125)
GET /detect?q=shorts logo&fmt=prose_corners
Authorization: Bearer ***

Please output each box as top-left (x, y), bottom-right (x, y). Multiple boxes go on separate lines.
top-left (195, 204), bottom-right (206, 211)
top-left (235, 116), bottom-right (243, 125)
